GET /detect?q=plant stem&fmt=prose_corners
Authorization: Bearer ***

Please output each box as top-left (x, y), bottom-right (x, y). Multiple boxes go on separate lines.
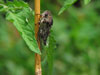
top-left (34, 0), bottom-right (42, 75)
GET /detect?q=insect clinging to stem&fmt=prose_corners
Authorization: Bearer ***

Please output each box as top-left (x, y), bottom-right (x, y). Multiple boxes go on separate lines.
top-left (38, 10), bottom-right (53, 45)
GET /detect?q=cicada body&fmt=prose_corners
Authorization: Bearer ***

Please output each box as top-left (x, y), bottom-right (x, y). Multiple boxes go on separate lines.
top-left (38, 10), bottom-right (53, 45)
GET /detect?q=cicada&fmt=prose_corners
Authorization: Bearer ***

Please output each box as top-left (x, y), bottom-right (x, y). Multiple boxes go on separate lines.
top-left (38, 10), bottom-right (53, 45)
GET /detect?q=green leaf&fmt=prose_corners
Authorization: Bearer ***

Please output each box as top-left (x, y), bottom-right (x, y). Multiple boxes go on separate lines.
top-left (41, 31), bottom-right (56, 75)
top-left (0, 1), bottom-right (41, 54)
top-left (46, 31), bottom-right (56, 75)
top-left (84, 0), bottom-right (91, 5)
top-left (0, 4), bottom-right (8, 12)
top-left (58, 0), bottom-right (77, 15)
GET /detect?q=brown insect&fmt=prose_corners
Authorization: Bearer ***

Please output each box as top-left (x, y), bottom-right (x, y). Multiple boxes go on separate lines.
top-left (38, 10), bottom-right (53, 45)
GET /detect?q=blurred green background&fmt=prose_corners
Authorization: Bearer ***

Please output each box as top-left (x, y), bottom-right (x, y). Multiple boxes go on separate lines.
top-left (0, 0), bottom-right (100, 75)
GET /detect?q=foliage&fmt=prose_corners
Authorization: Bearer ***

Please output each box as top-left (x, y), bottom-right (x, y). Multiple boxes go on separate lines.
top-left (84, 0), bottom-right (91, 5)
top-left (0, 1), bottom-right (41, 54)
top-left (0, 0), bottom-right (56, 74)
top-left (45, 31), bottom-right (56, 75)
top-left (58, 0), bottom-right (77, 15)
top-left (0, 0), bottom-right (100, 75)
top-left (58, 0), bottom-right (91, 15)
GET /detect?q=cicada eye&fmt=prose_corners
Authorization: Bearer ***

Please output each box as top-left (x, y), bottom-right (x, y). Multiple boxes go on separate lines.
top-left (45, 13), bottom-right (48, 17)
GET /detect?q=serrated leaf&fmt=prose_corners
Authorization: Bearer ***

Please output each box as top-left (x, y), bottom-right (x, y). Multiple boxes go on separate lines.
top-left (0, 1), bottom-right (41, 54)
top-left (58, 0), bottom-right (77, 15)
top-left (84, 0), bottom-right (91, 5)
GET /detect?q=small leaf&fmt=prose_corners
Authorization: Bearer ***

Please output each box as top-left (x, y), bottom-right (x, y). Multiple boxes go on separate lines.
top-left (58, 0), bottom-right (77, 15)
top-left (84, 0), bottom-right (91, 5)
